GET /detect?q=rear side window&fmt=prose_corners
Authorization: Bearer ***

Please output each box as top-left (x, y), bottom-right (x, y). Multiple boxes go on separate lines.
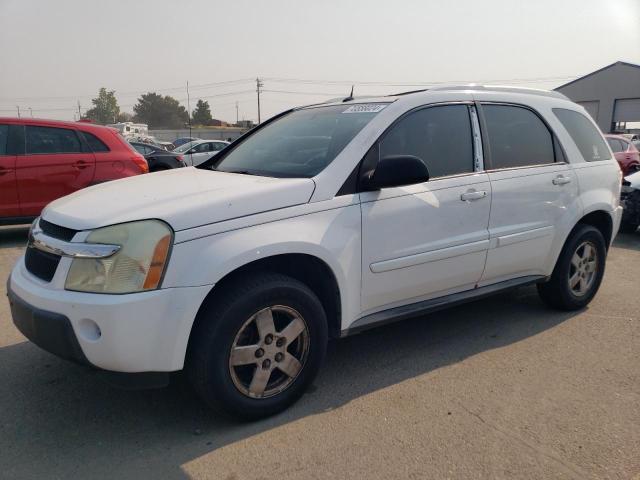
top-left (80, 131), bottom-right (110, 152)
top-left (0, 125), bottom-right (8, 155)
top-left (379, 104), bottom-right (474, 178)
top-left (553, 108), bottom-right (611, 162)
top-left (606, 138), bottom-right (624, 153)
top-left (25, 126), bottom-right (82, 154)
top-left (482, 104), bottom-right (555, 169)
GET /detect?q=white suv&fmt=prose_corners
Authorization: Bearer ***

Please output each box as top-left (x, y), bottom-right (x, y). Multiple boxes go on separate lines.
top-left (8, 86), bottom-right (623, 419)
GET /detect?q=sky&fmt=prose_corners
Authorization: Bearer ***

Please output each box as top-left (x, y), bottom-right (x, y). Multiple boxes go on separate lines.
top-left (1, 0), bottom-right (639, 124)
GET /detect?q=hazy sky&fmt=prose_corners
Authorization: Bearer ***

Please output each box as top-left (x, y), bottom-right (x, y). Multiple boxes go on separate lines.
top-left (1, 0), bottom-right (639, 123)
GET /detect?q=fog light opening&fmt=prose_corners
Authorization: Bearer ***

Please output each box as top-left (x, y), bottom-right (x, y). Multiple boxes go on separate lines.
top-left (78, 319), bottom-right (102, 342)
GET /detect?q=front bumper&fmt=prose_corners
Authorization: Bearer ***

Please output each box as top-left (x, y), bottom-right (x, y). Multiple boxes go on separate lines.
top-left (8, 258), bottom-right (212, 373)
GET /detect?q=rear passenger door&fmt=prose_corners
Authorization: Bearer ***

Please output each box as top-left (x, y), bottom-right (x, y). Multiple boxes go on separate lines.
top-left (360, 104), bottom-right (492, 313)
top-left (0, 124), bottom-right (20, 218)
top-left (17, 125), bottom-right (96, 216)
top-left (478, 103), bottom-right (579, 284)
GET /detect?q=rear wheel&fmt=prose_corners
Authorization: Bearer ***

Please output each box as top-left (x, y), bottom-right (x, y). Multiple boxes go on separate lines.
top-left (187, 272), bottom-right (327, 420)
top-left (537, 225), bottom-right (606, 310)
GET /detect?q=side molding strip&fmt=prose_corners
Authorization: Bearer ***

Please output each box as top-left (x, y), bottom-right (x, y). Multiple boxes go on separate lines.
top-left (343, 275), bottom-right (546, 337)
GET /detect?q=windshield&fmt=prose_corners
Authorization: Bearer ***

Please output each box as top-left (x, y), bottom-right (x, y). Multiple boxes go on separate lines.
top-left (210, 104), bottom-right (386, 177)
top-left (173, 140), bottom-right (200, 153)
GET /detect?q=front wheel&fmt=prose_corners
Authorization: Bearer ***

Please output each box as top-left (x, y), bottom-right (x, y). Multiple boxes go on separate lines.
top-left (187, 273), bottom-right (328, 420)
top-left (537, 224), bottom-right (606, 311)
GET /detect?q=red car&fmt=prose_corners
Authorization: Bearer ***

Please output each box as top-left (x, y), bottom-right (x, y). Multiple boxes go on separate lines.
top-left (0, 118), bottom-right (148, 225)
top-left (605, 134), bottom-right (640, 176)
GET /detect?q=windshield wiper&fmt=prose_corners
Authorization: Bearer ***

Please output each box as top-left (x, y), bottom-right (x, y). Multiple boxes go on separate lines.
top-left (222, 169), bottom-right (260, 176)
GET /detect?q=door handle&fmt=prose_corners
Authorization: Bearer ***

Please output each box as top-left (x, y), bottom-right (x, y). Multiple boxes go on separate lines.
top-left (552, 175), bottom-right (572, 186)
top-left (73, 160), bottom-right (90, 170)
top-left (460, 189), bottom-right (487, 202)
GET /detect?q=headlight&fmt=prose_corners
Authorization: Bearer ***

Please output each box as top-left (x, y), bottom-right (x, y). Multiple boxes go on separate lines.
top-left (65, 220), bottom-right (173, 294)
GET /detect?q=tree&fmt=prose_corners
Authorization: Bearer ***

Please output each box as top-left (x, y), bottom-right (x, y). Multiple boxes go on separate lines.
top-left (117, 111), bottom-right (134, 122)
top-left (84, 88), bottom-right (120, 124)
top-left (191, 99), bottom-right (213, 126)
top-left (132, 92), bottom-right (188, 129)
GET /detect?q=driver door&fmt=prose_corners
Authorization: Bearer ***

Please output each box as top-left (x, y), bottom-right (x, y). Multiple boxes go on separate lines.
top-left (360, 104), bottom-right (491, 314)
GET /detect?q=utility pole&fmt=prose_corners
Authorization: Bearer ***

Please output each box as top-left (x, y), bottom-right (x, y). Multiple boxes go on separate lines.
top-left (235, 101), bottom-right (239, 125)
top-left (28, 107), bottom-right (33, 118)
top-left (16, 106), bottom-right (20, 118)
top-left (186, 80), bottom-right (192, 138)
top-left (256, 77), bottom-right (263, 124)
top-left (77, 101), bottom-right (82, 120)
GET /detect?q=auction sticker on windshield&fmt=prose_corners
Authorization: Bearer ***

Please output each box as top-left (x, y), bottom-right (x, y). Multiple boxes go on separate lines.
top-left (342, 104), bottom-right (387, 113)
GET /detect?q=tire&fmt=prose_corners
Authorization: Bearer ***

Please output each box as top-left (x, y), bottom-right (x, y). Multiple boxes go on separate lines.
top-left (618, 221), bottom-right (638, 234)
top-left (187, 272), bottom-right (328, 420)
top-left (537, 224), bottom-right (606, 311)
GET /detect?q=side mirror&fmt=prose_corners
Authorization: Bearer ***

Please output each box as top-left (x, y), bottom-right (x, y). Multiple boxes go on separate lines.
top-left (365, 155), bottom-right (430, 190)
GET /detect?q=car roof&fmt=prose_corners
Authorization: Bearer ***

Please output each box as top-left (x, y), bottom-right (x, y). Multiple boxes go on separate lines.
top-left (605, 134), bottom-right (630, 141)
top-left (301, 84), bottom-right (571, 110)
top-left (0, 117), bottom-right (117, 132)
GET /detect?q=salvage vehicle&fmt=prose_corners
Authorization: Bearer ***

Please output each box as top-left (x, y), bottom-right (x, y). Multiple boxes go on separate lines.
top-left (172, 139), bottom-right (229, 166)
top-left (605, 134), bottom-right (640, 175)
top-left (129, 141), bottom-right (185, 171)
top-left (8, 86), bottom-right (622, 419)
top-left (0, 118), bottom-right (148, 225)
top-left (621, 171), bottom-right (640, 233)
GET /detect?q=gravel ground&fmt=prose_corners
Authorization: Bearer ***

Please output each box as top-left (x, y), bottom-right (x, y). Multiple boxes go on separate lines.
top-left (1, 225), bottom-right (638, 480)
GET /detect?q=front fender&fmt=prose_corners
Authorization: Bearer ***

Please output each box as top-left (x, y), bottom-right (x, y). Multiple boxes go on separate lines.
top-left (162, 202), bottom-right (362, 329)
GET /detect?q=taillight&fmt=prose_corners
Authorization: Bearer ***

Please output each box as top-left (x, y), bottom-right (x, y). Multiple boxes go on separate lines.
top-left (176, 154), bottom-right (184, 163)
top-left (132, 154), bottom-right (149, 174)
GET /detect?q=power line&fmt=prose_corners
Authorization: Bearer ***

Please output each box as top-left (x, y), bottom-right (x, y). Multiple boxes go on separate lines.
top-left (0, 78), bottom-right (255, 102)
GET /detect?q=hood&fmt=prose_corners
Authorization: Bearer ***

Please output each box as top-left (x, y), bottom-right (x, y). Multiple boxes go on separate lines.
top-left (42, 167), bottom-right (316, 231)
top-left (625, 170), bottom-right (640, 190)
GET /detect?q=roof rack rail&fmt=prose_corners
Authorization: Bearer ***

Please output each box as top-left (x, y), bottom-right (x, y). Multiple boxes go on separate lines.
top-left (429, 84), bottom-right (569, 100)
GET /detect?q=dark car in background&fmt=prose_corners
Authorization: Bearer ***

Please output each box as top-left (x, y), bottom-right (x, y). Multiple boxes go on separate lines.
top-left (0, 117), bottom-right (148, 225)
top-left (129, 141), bottom-right (185, 172)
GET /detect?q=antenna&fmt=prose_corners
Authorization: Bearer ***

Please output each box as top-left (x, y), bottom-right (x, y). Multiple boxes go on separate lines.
top-left (342, 85), bottom-right (354, 102)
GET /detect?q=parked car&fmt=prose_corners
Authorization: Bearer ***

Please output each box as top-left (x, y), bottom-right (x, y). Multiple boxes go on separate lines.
top-left (129, 141), bottom-right (185, 172)
top-left (605, 134), bottom-right (640, 175)
top-left (620, 170), bottom-right (640, 233)
top-left (8, 86), bottom-right (623, 420)
top-left (172, 137), bottom-right (200, 148)
top-left (0, 117), bottom-right (148, 225)
top-left (172, 139), bottom-right (229, 166)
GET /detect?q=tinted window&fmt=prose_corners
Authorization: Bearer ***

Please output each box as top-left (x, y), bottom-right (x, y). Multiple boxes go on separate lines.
top-left (214, 104), bottom-right (382, 178)
top-left (606, 138), bottom-right (623, 153)
top-left (81, 131), bottom-right (110, 152)
top-left (0, 125), bottom-right (8, 155)
top-left (482, 105), bottom-right (555, 169)
top-left (379, 105), bottom-right (474, 178)
top-left (26, 126), bottom-right (82, 154)
top-left (132, 143), bottom-right (146, 154)
top-left (553, 108), bottom-right (611, 162)
top-left (196, 143), bottom-right (212, 153)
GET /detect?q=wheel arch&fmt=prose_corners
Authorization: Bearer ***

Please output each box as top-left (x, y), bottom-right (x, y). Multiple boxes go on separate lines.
top-left (187, 253), bottom-right (343, 354)
top-left (577, 208), bottom-right (614, 248)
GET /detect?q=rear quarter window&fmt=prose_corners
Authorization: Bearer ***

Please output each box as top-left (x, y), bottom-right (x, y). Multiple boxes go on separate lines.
top-left (80, 131), bottom-right (110, 152)
top-left (553, 108), bottom-right (611, 162)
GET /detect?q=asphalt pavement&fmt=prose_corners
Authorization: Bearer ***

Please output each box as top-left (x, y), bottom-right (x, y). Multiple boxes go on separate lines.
top-left (1, 225), bottom-right (638, 480)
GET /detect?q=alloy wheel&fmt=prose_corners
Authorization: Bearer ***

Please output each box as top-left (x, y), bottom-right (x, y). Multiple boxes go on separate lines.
top-left (228, 305), bottom-right (310, 398)
top-left (568, 241), bottom-right (598, 297)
